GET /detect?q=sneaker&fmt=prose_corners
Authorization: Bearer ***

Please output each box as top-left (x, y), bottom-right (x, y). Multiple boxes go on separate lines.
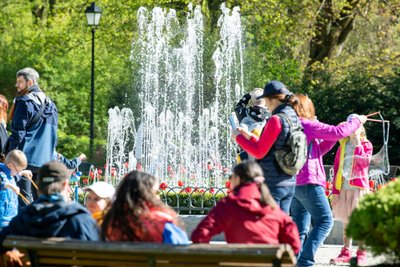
top-left (330, 246), bottom-right (352, 264)
top-left (356, 249), bottom-right (367, 265)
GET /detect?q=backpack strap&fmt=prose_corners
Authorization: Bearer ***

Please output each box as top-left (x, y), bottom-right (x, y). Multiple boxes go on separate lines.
top-left (25, 97), bottom-right (49, 130)
top-left (276, 113), bottom-right (302, 133)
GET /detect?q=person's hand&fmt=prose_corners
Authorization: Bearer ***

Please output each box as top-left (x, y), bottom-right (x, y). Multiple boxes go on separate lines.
top-left (230, 127), bottom-right (239, 140)
top-left (5, 184), bottom-right (20, 195)
top-left (330, 194), bottom-right (339, 207)
top-left (18, 170), bottom-right (32, 180)
top-left (1, 249), bottom-right (26, 267)
top-left (358, 115), bottom-right (367, 124)
top-left (78, 153), bottom-right (87, 161)
top-left (237, 127), bottom-right (252, 140)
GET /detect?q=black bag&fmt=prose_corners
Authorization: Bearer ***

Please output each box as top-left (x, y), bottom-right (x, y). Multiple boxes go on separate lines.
top-left (275, 113), bottom-right (308, 175)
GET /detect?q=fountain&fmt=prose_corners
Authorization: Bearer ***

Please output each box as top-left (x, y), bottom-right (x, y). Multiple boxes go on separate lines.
top-left (106, 3), bottom-right (245, 187)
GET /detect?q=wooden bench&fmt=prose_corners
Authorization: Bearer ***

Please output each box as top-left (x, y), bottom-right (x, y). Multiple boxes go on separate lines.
top-left (3, 235), bottom-right (296, 267)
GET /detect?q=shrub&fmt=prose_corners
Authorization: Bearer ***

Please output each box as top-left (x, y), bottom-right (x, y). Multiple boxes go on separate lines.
top-left (347, 180), bottom-right (400, 262)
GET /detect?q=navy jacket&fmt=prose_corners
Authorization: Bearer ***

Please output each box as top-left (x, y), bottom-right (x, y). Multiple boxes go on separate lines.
top-left (0, 197), bottom-right (99, 252)
top-left (257, 104), bottom-right (299, 187)
top-left (8, 85), bottom-right (58, 167)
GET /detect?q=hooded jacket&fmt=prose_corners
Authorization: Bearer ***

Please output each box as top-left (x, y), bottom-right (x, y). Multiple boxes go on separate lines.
top-left (191, 182), bottom-right (300, 254)
top-left (8, 85), bottom-right (58, 167)
top-left (0, 197), bottom-right (99, 253)
top-left (332, 137), bottom-right (373, 194)
top-left (0, 163), bottom-right (18, 227)
top-left (296, 117), bottom-right (362, 187)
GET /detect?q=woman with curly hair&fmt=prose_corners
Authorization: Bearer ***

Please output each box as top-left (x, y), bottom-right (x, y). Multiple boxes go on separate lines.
top-left (101, 170), bottom-right (189, 244)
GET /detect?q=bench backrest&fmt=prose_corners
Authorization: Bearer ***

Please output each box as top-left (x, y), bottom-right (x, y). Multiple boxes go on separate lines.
top-left (4, 235), bottom-right (296, 267)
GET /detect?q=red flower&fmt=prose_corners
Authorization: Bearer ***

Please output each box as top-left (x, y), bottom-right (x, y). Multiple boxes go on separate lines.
top-left (82, 178), bottom-right (88, 184)
top-left (89, 171), bottom-right (94, 179)
top-left (159, 182), bottom-right (168, 190)
top-left (136, 163), bottom-right (142, 171)
top-left (207, 163), bottom-right (213, 170)
top-left (391, 177), bottom-right (398, 182)
top-left (325, 190), bottom-right (330, 197)
top-left (209, 188), bottom-right (215, 194)
top-left (124, 162), bottom-right (129, 168)
top-left (325, 181), bottom-right (332, 190)
top-left (178, 181), bottom-right (184, 187)
top-left (377, 184), bottom-right (382, 190)
top-left (225, 180), bottom-right (231, 189)
top-left (185, 187), bottom-right (192, 193)
top-left (199, 189), bottom-right (205, 193)
top-left (369, 180), bottom-right (375, 189)
top-left (97, 169), bottom-right (103, 175)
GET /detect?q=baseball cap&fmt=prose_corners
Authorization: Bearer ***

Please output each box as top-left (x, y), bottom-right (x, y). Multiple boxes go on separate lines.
top-left (85, 182), bottom-right (115, 199)
top-left (256, 80), bottom-right (290, 99)
top-left (38, 161), bottom-right (69, 184)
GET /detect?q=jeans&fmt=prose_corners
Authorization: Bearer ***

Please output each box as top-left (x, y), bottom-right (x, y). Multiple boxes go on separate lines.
top-left (290, 184), bottom-right (333, 267)
top-left (269, 185), bottom-right (295, 214)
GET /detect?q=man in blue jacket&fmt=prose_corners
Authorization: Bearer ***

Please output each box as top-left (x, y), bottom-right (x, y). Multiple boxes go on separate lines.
top-left (7, 67), bottom-right (58, 205)
top-left (0, 161), bottom-right (99, 264)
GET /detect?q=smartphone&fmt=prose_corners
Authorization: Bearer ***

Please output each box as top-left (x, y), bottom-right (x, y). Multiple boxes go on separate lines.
top-left (228, 113), bottom-right (237, 129)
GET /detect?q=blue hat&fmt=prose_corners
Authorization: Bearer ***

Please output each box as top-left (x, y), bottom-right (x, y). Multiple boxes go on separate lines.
top-left (256, 80), bottom-right (290, 99)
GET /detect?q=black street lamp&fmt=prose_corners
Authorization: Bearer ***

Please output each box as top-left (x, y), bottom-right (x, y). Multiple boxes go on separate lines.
top-left (85, 2), bottom-right (102, 159)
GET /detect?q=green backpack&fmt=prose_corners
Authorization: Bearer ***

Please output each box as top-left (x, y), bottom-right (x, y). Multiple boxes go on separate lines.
top-left (275, 113), bottom-right (308, 176)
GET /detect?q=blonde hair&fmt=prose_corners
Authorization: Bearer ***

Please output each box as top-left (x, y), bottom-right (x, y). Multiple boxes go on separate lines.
top-left (6, 150), bottom-right (28, 169)
top-left (249, 88), bottom-right (265, 107)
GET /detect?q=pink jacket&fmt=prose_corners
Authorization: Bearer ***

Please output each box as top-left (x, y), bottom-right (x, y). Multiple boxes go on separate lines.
top-left (332, 138), bottom-right (373, 194)
top-left (297, 118), bottom-right (362, 187)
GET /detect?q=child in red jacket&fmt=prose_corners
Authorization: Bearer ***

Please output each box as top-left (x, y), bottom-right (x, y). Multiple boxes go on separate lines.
top-left (191, 161), bottom-right (300, 254)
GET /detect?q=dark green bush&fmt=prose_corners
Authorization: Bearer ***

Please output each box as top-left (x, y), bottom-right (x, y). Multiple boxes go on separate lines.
top-left (347, 180), bottom-right (400, 262)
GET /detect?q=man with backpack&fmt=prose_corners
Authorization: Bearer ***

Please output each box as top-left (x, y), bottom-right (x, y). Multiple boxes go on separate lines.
top-left (7, 67), bottom-right (58, 205)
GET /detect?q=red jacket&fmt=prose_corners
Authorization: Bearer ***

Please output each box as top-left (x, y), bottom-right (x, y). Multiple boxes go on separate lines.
top-left (191, 182), bottom-right (301, 254)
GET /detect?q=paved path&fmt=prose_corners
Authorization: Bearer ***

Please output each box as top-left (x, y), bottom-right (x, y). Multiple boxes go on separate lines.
top-left (315, 245), bottom-right (388, 266)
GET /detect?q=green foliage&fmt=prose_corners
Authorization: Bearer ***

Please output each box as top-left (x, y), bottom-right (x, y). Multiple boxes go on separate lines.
top-left (347, 181), bottom-right (400, 262)
top-left (160, 191), bottom-right (226, 215)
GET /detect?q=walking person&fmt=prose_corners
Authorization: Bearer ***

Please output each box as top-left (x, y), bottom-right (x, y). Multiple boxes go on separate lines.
top-left (290, 94), bottom-right (367, 267)
top-left (233, 81), bottom-right (302, 213)
top-left (7, 67), bottom-right (58, 205)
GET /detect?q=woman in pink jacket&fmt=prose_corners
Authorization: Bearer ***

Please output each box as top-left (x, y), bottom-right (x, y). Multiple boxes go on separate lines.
top-left (290, 94), bottom-right (367, 267)
top-left (191, 161), bottom-right (301, 254)
top-left (330, 124), bottom-right (373, 265)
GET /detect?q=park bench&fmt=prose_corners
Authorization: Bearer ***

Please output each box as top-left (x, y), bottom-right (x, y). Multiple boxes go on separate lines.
top-left (3, 235), bottom-right (297, 267)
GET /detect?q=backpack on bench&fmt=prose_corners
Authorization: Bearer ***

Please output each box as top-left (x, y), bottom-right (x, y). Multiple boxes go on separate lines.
top-left (275, 113), bottom-right (307, 176)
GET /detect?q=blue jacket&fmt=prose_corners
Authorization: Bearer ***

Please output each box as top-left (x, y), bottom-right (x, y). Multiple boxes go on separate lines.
top-left (8, 85), bottom-right (58, 167)
top-left (256, 104), bottom-right (299, 187)
top-left (0, 195), bottom-right (99, 252)
top-left (53, 152), bottom-right (82, 169)
top-left (0, 164), bottom-right (18, 227)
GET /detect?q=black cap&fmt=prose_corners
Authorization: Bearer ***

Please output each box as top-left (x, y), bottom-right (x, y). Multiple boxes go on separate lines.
top-left (38, 161), bottom-right (69, 184)
top-left (256, 80), bottom-right (290, 99)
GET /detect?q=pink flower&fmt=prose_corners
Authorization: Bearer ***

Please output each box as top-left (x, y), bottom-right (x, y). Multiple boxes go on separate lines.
top-left (210, 188), bottom-right (215, 194)
top-left (185, 187), bottom-right (192, 193)
top-left (136, 163), bottom-right (142, 171)
top-left (178, 181), bottom-right (184, 187)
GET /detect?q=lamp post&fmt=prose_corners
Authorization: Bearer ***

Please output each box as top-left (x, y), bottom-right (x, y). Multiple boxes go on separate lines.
top-left (85, 2), bottom-right (102, 159)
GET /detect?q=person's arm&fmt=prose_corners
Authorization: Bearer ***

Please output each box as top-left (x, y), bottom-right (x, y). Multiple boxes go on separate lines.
top-left (319, 140), bottom-right (337, 156)
top-left (236, 116), bottom-right (282, 159)
top-left (305, 118), bottom-right (362, 141)
top-left (8, 101), bottom-right (30, 151)
top-left (191, 203), bottom-right (226, 243)
top-left (55, 152), bottom-right (85, 169)
top-left (353, 140), bottom-right (373, 170)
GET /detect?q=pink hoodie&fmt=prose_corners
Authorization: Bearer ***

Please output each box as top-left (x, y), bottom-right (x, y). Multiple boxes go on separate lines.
top-left (332, 138), bottom-right (373, 194)
top-left (296, 118), bottom-right (362, 187)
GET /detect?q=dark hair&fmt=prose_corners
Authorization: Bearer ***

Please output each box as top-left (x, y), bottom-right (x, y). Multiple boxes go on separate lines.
top-left (266, 93), bottom-right (299, 107)
top-left (101, 170), bottom-right (178, 240)
top-left (293, 94), bottom-right (316, 120)
top-left (232, 161), bottom-right (277, 209)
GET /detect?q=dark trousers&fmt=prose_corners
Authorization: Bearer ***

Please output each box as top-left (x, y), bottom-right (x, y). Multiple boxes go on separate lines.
top-left (17, 165), bottom-right (39, 207)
